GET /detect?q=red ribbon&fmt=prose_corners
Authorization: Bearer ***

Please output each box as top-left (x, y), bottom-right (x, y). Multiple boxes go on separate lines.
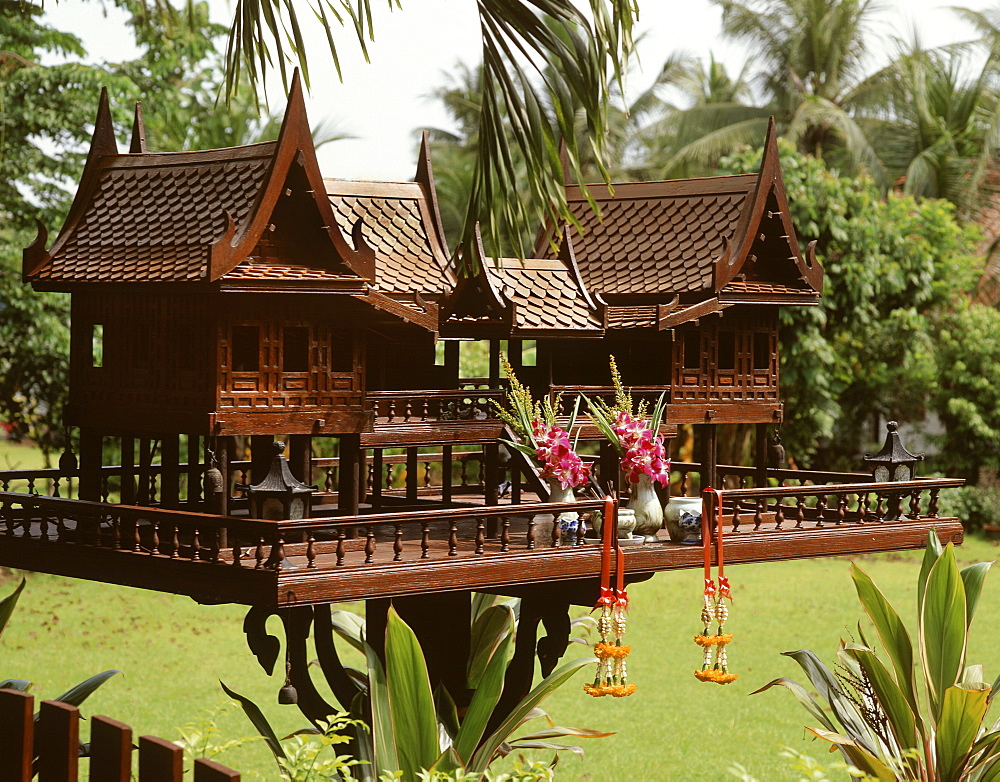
top-left (703, 488), bottom-right (731, 601)
top-left (595, 494), bottom-right (628, 609)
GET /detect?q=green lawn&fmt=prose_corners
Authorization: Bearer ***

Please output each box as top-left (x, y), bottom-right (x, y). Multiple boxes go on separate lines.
top-left (4, 535), bottom-right (997, 780)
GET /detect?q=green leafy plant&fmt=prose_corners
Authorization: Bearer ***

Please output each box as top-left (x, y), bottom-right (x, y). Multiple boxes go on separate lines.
top-left (754, 531), bottom-right (998, 780)
top-left (226, 602), bottom-right (607, 781)
top-left (729, 746), bottom-right (874, 781)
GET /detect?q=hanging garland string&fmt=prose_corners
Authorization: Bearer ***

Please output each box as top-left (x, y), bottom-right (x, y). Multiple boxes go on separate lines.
top-left (694, 488), bottom-right (737, 684)
top-left (584, 494), bottom-right (636, 697)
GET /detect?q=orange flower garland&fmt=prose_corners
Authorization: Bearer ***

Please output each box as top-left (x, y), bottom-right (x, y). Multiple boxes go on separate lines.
top-left (694, 488), bottom-right (737, 685)
top-left (585, 495), bottom-right (636, 698)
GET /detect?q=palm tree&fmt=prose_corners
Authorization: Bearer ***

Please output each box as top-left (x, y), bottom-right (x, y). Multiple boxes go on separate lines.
top-left (222, 0), bottom-right (639, 270)
top-left (664, 0), bottom-right (884, 180)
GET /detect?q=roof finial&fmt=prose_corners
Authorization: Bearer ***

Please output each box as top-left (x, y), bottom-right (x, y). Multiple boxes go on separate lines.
top-left (129, 101), bottom-right (146, 153)
top-left (86, 87), bottom-right (119, 169)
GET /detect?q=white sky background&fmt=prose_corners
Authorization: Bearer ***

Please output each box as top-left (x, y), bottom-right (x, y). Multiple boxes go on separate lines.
top-left (42, 0), bottom-right (988, 181)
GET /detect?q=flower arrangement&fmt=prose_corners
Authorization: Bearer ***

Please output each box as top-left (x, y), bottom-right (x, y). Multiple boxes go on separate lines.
top-left (494, 356), bottom-right (592, 489)
top-left (586, 356), bottom-right (670, 486)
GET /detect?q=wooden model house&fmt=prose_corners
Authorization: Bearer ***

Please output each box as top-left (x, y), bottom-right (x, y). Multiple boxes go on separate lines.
top-left (0, 80), bottom-right (964, 708)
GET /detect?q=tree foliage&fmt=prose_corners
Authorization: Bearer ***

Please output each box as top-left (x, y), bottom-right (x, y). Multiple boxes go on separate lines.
top-left (718, 143), bottom-right (981, 469)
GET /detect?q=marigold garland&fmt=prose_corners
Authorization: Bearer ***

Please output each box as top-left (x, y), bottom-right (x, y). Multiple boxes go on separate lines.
top-left (694, 489), bottom-right (737, 685)
top-left (585, 496), bottom-right (636, 698)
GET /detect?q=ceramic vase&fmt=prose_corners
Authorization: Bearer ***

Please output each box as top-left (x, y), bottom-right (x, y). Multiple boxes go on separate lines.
top-left (664, 495), bottom-right (703, 544)
top-left (628, 473), bottom-right (664, 542)
top-left (546, 477), bottom-right (582, 540)
top-left (591, 506), bottom-right (637, 540)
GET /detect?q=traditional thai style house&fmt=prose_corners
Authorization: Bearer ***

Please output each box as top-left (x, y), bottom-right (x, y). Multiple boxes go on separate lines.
top-left (0, 77), bottom-right (964, 718)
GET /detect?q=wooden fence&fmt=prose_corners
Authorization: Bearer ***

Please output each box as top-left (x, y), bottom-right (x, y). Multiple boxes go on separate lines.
top-left (0, 690), bottom-right (240, 781)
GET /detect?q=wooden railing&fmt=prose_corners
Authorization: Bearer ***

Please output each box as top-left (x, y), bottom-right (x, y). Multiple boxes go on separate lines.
top-left (368, 389), bottom-right (503, 424)
top-left (0, 690), bottom-right (239, 781)
top-left (701, 477), bottom-right (965, 532)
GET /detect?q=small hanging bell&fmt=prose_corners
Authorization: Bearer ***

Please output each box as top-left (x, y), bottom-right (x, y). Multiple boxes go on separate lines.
top-left (767, 433), bottom-right (786, 470)
top-left (278, 682), bottom-right (298, 705)
top-left (59, 428), bottom-right (78, 474)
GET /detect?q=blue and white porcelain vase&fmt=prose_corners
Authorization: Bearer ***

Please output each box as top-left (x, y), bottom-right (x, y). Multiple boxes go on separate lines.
top-left (664, 495), bottom-right (703, 544)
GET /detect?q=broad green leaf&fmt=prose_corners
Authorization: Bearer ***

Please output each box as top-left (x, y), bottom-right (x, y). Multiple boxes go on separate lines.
top-left (53, 670), bottom-right (119, 708)
top-left (428, 746), bottom-right (464, 774)
top-left (852, 563), bottom-right (919, 715)
top-left (936, 685), bottom-right (990, 780)
top-left (0, 578), bottom-right (25, 640)
top-left (467, 605), bottom-right (514, 688)
top-left (805, 727), bottom-right (898, 782)
top-left (467, 655), bottom-right (594, 774)
top-left (0, 679), bottom-right (31, 692)
top-left (364, 633), bottom-right (398, 776)
top-left (517, 725), bottom-right (615, 741)
top-left (508, 739), bottom-right (585, 759)
top-left (920, 543), bottom-right (968, 721)
top-left (961, 561), bottom-right (992, 628)
top-left (384, 607), bottom-right (439, 780)
top-left (349, 691), bottom-right (376, 782)
top-left (845, 645), bottom-right (918, 751)
top-left (751, 677), bottom-right (838, 732)
top-left (781, 650), bottom-right (875, 752)
top-left (329, 609), bottom-right (366, 654)
top-left (454, 610), bottom-right (515, 762)
top-left (918, 529), bottom-right (944, 611)
top-left (434, 683), bottom-right (460, 743)
top-left (220, 680), bottom-right (286, 761)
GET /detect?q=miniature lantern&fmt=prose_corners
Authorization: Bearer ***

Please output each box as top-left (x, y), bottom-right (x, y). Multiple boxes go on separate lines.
top-left (863, 421), bottom-right (924, 483)
top-left (245, 441), bottom-right (316, 521)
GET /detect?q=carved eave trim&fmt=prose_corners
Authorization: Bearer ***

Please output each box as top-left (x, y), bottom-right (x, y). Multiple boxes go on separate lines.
top-left (25, 87), bottom-right (120, 282)
top-left (129, 102), bottom-right (147, 153)
top-left (713, 117), bottom-right (823, 295)
top-left (21, 219), bottom-right (49, 281)
top-left (658, 297), bottom-right (733, 330)
top-left (558, 229), bottom-right (599, 313)
top-left (414, 131), bottom-right (456, 286)
top-left (351, 290), bottom-right (439, 332)
top-left (207, 69), bottom-right (375, 284)
top-left (439, 224), bottom-right (510, 329)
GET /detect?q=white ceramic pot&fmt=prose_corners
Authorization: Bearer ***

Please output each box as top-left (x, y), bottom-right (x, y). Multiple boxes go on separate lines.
top-left (664, 495), bottom-right (703, 544)
top-left (628, 474), bottom-right (664, 542)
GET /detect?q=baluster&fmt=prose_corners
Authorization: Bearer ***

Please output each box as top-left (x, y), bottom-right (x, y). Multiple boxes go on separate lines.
top-left (475, 517), bottom-right (485, 554)
top-left (459, 458), bottom-right (469, 487)
top-left (151, 521), bottom-right (160, 554)
top-left (739, 475), bottom-right (747, 489)
top-left (420, 523), bottom-right (430, 559)
top-left (477, 457), bottom-right (485, 488)
top-left (191, 527), bottom-right (201, 560)
top-left (421, 398), bottom-right (430, 422)
top-left (366, 464), bottom-right (374, 496)
top-left (385, 464), bottom-right (395, 491)
top-left (255, 537), bottom-right (265, 568)
top-left (861, 492), bottom-right (872, 522)
top-left (325, 466), bottom-right (335, 493)
top-left (909, 491), bottom-right (921, 518)
top-left (837, 495), bottom-right (847, 525)
top-left (680, 471), bottom-right (689, 496)
top-left (815, 495), bottom-right (827, 528)
top-left (272, 534), bottom-right (286, 569)
top-left (875, 495), bottom-right (885, 522)
top-left (730, 503), bottom-right (741, 533)
top-left (423, 461), bottom-right (432, 489)
top-left (149, 472), bottom-right (158, 504)
top-left (403, 399), bottom-right (413, 423)
top-left (527, 515), bottom-right (536, 550)
top-left (232, 532), bottom-right (242, 567)
top-left (754, 499), bottom-right (764, 531)
top-left (387, 400), bottom-right (396, 423)
top-left (448, 520), bottom-right (458, 556)
top-left (795, 497), bottom-right (806, 529)
top-left (307, 532), bottom-right (316, 568)
top-left (365, 526), bottom-right (376, 564)
top-left (393, 524), bottom-right (403, 561)
top-left (501, 515), bottom-right (510, 552)
top-left (27, 477), bottom-right (36, 495)
top-left (0, 478), bottom-right (8, 491)
top-left (551, 514), bottom-right (561, 547)
top-left (53, 476), bottom-right (62, 498)
top-left (209, 526), bottom-right (220, 563)
top-left (56, 515), bottom-right (67, 542)
top-left (39, 514), bottom-right (49, 542)
top-left (336, 529), bottom-right (346, 566)
top-left (170, 525), bottom-right (180, 558)
top-left (929, 488), bottom-right (941, 518)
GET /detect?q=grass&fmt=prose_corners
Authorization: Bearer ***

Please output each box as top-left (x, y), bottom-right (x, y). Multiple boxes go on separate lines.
top-left (5, 536), bottom-right (998, 779)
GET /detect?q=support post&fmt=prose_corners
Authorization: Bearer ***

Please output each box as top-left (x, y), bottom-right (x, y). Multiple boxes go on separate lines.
top-left (160, 434), bottom-right (180, 510)
top-left (755, 422), bottom-right (768, 489)
top-left (250, 435), bottom-right (273, 485)
top-left (187, 434), bottom-right (202, 507)
top-left (119, 434), bottom-right (135, 505)
top-left (78, 428), bottom-right (102, 502)
top-left (288, 435), bottom-right (312, 485)
top-left (338, 434), bottom-right (361, 515)
top-left (699, 424), bottom-right (718, 491)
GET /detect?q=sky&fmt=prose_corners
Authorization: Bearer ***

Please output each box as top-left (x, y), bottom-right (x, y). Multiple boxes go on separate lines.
top-left (41, 0), bottom-right (988, 181)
